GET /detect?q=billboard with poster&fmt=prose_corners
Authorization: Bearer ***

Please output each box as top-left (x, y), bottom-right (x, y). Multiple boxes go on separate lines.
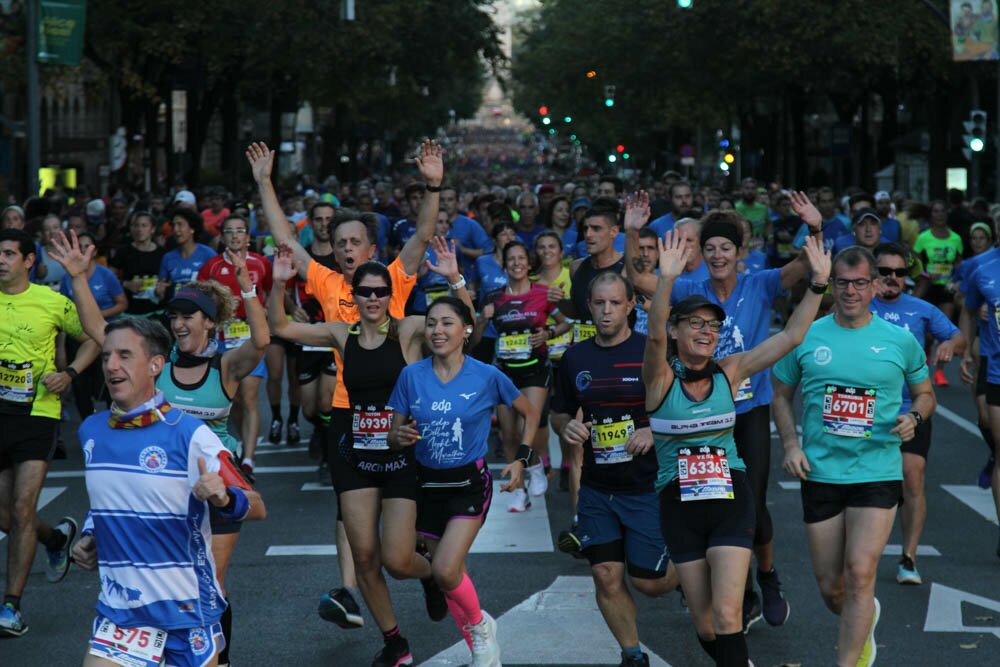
top-left (953, 1), bottom-right (999, 61)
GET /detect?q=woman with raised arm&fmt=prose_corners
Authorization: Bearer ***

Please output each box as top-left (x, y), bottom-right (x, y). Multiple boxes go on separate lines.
top-left (643, 231), bottom-right (830, 667)
top-left (387, 292), bottom-right (541, 667)
top-left (268, 237), bottom-right (469, 667)
top-left (47, 230), bottom-right (267, 667)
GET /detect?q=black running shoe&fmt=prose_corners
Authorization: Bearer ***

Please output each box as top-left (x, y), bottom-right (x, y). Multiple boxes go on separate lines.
top-left (318, 587), bottom-right (364, 628)
top-left (618, 651), bottom-right (650, 667)
top-left (268, 418), bottom-right (283, 444)
top-left (757, 568), bottom-right (790, 626)
top-left (287, 422), bottom-right (301, 446)
top-left (558, 529), bottom-right (586, 560)
top-left (420, 575), bottom-right (448, 622)
top-left (742, 589), bottom-right (762, 634)
top-left (372, 634), bottom-right (413, 666)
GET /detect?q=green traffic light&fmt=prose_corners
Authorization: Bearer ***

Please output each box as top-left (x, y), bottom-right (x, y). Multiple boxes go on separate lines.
top-left (677, 0), bottom-right (693, 7)
top-left (605, 99), bottom-right (615, 108)
top-left (623, 153), bottom-right (630, 160)
top-left (563, 116), bottom-right (572, 123)
top-left (971, 137), bottom-right (986, 152)
top-left (570, 134), bottom-right (577, 140)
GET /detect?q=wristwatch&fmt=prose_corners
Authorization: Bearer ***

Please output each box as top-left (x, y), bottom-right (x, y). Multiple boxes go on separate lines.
top-left (449, 276), bottom-right (467, 291)
top-left (909, 411), bottom-right (923, 427)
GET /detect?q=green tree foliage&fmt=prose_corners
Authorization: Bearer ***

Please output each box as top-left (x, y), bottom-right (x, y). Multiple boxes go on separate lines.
top-left (512, 0), bottom-right (955, 172)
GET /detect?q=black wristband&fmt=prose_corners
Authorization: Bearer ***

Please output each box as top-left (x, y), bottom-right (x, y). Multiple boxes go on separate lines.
top-left (515, 443), bottom-right (532, 468)
top-left (425, 185), bottom-right (442, 193)
top-left (65, 367), bottom-right (80, 381)
top-left (808, 282), bottom-right (828, 295)
top-left (909, 411), bottom-right (923, 427)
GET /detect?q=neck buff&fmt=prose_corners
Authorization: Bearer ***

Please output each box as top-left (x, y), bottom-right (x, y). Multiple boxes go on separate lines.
top-left (172, 339), bottom-right (219, 368)
top-left (109, 391), bottom-right (173, 429)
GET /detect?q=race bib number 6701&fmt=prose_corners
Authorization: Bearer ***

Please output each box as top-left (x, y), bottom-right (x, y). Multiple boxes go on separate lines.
top-left (89, 617), bottom-right (167, 667)
top-left (822, 384), bottom-right (877, 438)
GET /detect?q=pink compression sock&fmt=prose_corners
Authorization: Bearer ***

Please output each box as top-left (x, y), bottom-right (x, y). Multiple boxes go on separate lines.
top-left (445, 597), bottom-right (473, 650)
top-left (444, 573), bottom-right (483, 626)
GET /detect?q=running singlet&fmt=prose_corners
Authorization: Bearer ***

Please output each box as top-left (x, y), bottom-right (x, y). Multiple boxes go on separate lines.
top-left (913, 229), bottom-right (963, 285)
top-left (78, 409), bottom-right (241, 630)
top-left (551, 332), bottom-right (657, 494)
top-left (159, 244), bottom-right (216, 285)
top-left (672, 269), bottom-right (784, 413)
top-left (343, 332), bottom-right (410, 467)
top-left (870, 294), bottom-right (959, 413)
top-left (773, 314), bottom-right (928, 484)
top-left (649, 370), bottom-right (744, 494)
top-left (388, 356), bottom-right (519, 469)
top-left (487, 284), bottom-right (556, 363)
top-left (111, 245), bottom-right (166, 315)
top-left (964, 256), bottom-right (1000, 384)
top-left (307, 256), bottom-right (416, 409)
top-left (0, 284), bottom-right (84, 418)
top-left (157, 354), bottom-right (238, 454)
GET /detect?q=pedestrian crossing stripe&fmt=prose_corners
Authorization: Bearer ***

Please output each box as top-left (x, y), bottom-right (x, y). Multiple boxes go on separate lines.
top-left (271, 479), bottom-right (554, 555)
top-left (942, 485), bottom-right (998, 525)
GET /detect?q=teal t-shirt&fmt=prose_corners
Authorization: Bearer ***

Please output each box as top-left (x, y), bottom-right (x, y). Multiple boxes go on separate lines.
top-left (772, 314), bottom-right (928, 484)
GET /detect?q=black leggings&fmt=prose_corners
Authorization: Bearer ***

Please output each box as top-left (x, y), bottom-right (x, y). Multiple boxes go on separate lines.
top-left (733, 404), bottom-right (772, 546)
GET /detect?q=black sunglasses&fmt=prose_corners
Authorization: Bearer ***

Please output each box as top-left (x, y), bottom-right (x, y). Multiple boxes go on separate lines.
top-left (877, 267), bottom-right (907, 278)
top-left (354, 285), bottom-right (391, 299)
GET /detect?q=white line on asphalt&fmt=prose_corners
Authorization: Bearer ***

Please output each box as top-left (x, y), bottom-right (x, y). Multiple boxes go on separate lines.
top-left (778, 481), bottom-right (801, 490)
top-left (300, 483), bottom-right (332, 491)
top-left (0, 487), bottom-right (66, 541)
top-left (933, 404), bottom-right (982, 438)
top-left (272, 479), bottom-right (553, 555)
top-left (924, 583), bottom-right (1000, 639)
top-left (255, 447), bottom-right (309, 456)
top-left (421, 576), bottom-right (672, 666)
top-left (882, 544), bottom-right (941, 557)
top-left (942, 484), bottom-right (998, 525)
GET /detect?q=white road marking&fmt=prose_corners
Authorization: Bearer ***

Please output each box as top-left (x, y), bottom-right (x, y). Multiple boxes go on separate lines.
top-left (272, 480), bottom-right (552, 555)
top-left (0, 487), bottom-right (66, 542)
top-left (778, 481), bottom-right (801, 490)
top-left (255, 447), bottom-right (309, 456)
top-left (933, 405), bottom-right (983, 438)
top-left (882, 544), bottom-right (941, 557)
top-left (924, 583), bottom-right (1000, 639)
top-left (942, 485), bottom-right (998, 525)
top-left (420, 576), bottom-right (672, 666)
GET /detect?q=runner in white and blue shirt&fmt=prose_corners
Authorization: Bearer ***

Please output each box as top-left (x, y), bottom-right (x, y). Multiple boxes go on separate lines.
top-left (871, 243), bottom-right (965, 584)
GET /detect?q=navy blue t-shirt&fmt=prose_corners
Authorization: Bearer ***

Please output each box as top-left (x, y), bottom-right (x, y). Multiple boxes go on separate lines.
top-left (551, 331), bottom-right (657, 494)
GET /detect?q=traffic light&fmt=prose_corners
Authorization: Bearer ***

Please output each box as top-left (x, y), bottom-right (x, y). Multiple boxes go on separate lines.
top-left (677, 0), bottom-right (693, 7)
top-left (616, 144), bottom-right (625, 153)
top-left (604, 85), bottom-right (616, 108)
top-left (607, 154), bottom-right (618, 163)
top-left (542, 117), bottom-right (551, 125)
top-left (563, 116), bottom-right (572, 123)
top-left (586, 70), bottom-right (597, 79)
top-left (717, 129), bottom-right (734, 171)
top-left (538, 106), bottom-right (548, 116)
top-left (963, 109), bottom-right (987, 159)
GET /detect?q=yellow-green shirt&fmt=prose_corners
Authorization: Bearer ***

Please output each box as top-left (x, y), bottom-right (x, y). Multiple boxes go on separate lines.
top-left (0, 283), bottom-right (84, 418)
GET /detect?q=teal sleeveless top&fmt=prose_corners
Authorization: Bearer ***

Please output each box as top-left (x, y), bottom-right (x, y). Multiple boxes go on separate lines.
top-left (649, 370), bottom-right (744, 492)
top-left (157, 354), bottom-right (238, 453)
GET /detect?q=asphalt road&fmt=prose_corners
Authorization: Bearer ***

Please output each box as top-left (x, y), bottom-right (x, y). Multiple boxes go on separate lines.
top-left (2, 363), bottom-right (1000, 666)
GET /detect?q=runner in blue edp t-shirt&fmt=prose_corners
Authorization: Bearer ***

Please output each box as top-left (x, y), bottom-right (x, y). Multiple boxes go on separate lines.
top-left (387, 296), bottom-right (540, 666)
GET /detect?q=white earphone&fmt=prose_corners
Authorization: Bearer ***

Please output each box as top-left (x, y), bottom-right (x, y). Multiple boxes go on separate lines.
top-left (465, 327), bottom-right (473, 334)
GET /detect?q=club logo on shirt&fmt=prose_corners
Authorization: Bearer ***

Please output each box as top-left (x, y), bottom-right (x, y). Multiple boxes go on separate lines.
top-left (139, 446), bottom-right (168, 473)
top-left (813, 346), bottom-right (833, 366)
top-left (576, 370), bottom-right (592, 392)
top-left (188, 627), bottom-right (210, 655)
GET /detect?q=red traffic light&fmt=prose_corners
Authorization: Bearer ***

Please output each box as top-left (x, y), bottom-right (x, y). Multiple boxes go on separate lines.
top-left (538, 106), bottom-right (549, 116)
top-left (616, 144), bottom-right (625, 153)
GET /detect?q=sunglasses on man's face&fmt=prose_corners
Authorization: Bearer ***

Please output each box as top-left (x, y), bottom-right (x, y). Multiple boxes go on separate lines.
top-left (877, 267), bottom-right (907, 278)
top-left (354, 285), bottom-right (391, 299)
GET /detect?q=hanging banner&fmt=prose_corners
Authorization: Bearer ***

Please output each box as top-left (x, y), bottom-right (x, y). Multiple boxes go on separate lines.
top-left (37, 0), bottom-right (86, 65)
top-left (953, 1), bottom-right (1000, 61)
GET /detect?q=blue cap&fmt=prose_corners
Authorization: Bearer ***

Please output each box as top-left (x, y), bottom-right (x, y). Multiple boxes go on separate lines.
top-left (572, 196), bottom-right (591, 212)
top-left (168, 288), bottom-right (218, 321)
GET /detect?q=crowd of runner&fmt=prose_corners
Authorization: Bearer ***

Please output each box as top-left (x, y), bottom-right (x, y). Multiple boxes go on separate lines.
top-left (0, 136), bottom-right (997, 667)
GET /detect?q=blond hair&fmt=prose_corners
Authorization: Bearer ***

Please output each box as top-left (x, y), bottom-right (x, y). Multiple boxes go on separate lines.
top-left (178, 279), bottom-right (237, 325)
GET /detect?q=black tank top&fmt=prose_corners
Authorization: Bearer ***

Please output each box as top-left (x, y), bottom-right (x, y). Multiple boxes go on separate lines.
top-left (342, 332), bottom-right (410, 462)
top-left (343, 332), bottom-right (407, 407)
top-left (570, 255), bottom-right (627, 319)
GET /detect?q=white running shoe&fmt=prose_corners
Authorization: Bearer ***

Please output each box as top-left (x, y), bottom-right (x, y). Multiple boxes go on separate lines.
top-left (526, 461), bottom-right (548, 497)
top-left (507, 487), bottom-right (531, 512)
top-left (469, 610), bottom-right (500, 667)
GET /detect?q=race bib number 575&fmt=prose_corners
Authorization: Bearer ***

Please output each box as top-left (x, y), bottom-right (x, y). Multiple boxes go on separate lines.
top-left (89, 617), bottom-right (167, 667)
